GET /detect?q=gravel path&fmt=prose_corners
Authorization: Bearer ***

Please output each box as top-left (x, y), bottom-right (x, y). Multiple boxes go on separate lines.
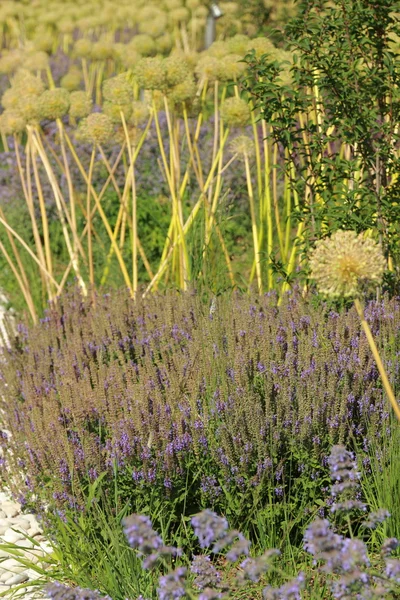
top-left (0, 299), bottom-right (50, 598)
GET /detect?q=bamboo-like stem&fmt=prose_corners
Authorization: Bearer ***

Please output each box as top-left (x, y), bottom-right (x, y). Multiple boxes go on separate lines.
top-left (0, 241), bottom-right (37, 324)
top-left (354, 298), bottom-right (400, 422)
top-left (87, 147), bottom-right (96, 287)
top-left (262, 120), bottom-right (274, 290)
top-left (244, 152), bottom-right (262, 294)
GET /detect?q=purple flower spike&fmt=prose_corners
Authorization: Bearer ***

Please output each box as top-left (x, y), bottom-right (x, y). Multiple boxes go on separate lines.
top-left (45, 582), bottom-right (111, 600)
top-left (191, 510), bottom-right (229, 548)
top-left (122, 514), bottom-right (163, 554)
top-left (157, 566), bottom-right (187, 600)
top-left (191, 555), bottom-right (221, 590)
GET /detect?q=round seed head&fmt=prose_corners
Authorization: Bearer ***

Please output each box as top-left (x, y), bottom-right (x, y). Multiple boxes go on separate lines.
top-left (130, 34), bottom-right (156, 56)
top-left (155, 33), bottom-right (173, 55)
top-left (91, 40), bottom-right (114, 61)
top-left (103, 100), bottom-right (133, 123)
top-left (121, 48), bottom-right (141, 70)
top-left (206, 41), bottom-right (230, 59)
top-left (227, 34), bottom-right (250, 56)
top-left (78, 112), bottom-right (114, 145)
top-left (0, 109), bottom-right (26, 135)
top-left (246, 37), bottom-right (275, 58)
top-left (193, 5), bottom-right (208, 18)
top-left (195, 55), bottom-right (221, 83)
top-left (38, 88), bottom-right (70, 120)
top-left (220, 96), bottom-right (250, 127)
top-left (164, 55), bottom-right (191, 87)
top-left (164, 0), bottom-right (183, 8)
top-left (186, 0), bottom-right (201, 8)
top-left (57, 19), bottom-right (75, 34)
top-left (218, 54), bottom-right (247, 81)
top-left (143, 89), bottom-right (164, 111)
top-left (32, 30), bottom-right (54, 53)
top-left (168, 74), bottom-right (197, 104)
top-left (0, 50), bottom-right (23, 75)
top-left (24, 51), bottom-right (50, 72)
top-left (129, 100), bottom-right (150, 126)
top-left (103, 74), bottom-right (133, 105)
top-left (60, 67), bottom-right (82, 91)
top-left (134, 57), bottom-right (167, 90)
top-left (229, 135), bottom-right (255, 159)
top-left (309, 230), bottom-right (386, 298)
top-left (169, 7), bottom-right (190, 24)
top-left (69, 91), bottom-right (92, 119)
top-left (138, 10), bottom-right (167, 38)
top-left (18, 94), bottom-right (42, 123)
top-left (1, 87), bottom-right (21, 110)
top-left (73, 38), bottom-right (92, 59)
top-left (220, 1), bottom-right (239, 15)
top-left (12, 70), bottom-right (45, 96)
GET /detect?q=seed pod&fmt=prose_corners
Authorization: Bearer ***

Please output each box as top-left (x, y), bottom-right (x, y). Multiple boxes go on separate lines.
top-left (61, 67), bottom-right (82, 91)
top-left (226, 34), bottom-right (250, 56)
top-left (206, 41), bottom-right (230, 59)
top-left (1, 87), bottom-right (20, 110)
top-left (73, 38), bottom-right (92, 59)
top-left (0, 50), bottom-right (23, 75)
top-left (168, 75), bottom-right (196, 104)
top-left (169, 7), bottom-right (190, 24)
top-left (38, 88), bottom-right (70, 120)
top-left (220, 97), bottom-right (251, 127)
top-left (155, 33), bottom-right (173, 55)
top-left (130, 100), bottom-right (150, 126)
top-left (24, 51), bottom-right (50, 72)
top-left (0, 109), bottom-right (26, 135)
top-left (229, 135), bottom-right (255, 159)
top-left (91, 40), bottom-right (114, 61)
top-left (19, 94), bottom-right (42, 123)
top-left (195, 55), bottom-right (221, 83)
top-left (129, 34), bottom-right (156, 57)
top-left (246, 37), bottom-right (275, 58)
top-left (218, 54), bottom-right (247, 82)
top-left (164, 55), bottom-right (191, 87)
top-left (69, 91), bottom-right (92, 119)
top-left (103, 101), bottom-right (133, 124)
top-left (103, 74), bottom-right (133, 105)
top-left (134, 57), bottom-right (167, 91)
top-left (79, 112), bottom-right (114, 145)
top-left (12, 70), bottom-right (45, 96)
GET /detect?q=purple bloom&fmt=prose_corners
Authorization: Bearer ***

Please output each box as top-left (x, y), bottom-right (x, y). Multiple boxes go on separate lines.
top-left (122, 514), bottom-right (163, 554)
top-left (361, 508), bottom-right (391, 529)
top-left (239, 550), bottom-right (280, 583)
top-left (45, 582), bottom-right (110, 600)
top-left (157, 567), bottom-right (187, 600)
top-left (381, 538), bottom-right (399, 557)
top-left (263, 572), bottom-right (305, 599)
top-left (385, 558), bottom-right (400, 584)
top-left (191, 510), bottom-right (229, 549)
top-left (190, 556), bottom-right (221, 590)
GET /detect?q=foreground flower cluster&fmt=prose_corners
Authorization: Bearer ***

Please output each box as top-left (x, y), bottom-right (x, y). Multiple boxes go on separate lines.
top-left (44, 445), bottom-right (400, 600)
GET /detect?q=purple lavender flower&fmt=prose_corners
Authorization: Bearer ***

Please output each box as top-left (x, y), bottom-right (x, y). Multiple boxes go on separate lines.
top-left (262, 572), bottom-right (305, 599)
top-left (190, 556), bottom-right (221, 590)
top-left (198, 590), bottom-right (224, 600)
top-left (303, 518), bottom-right (344, 572)
top-left (239, 550), bottom-right (280, 583)
top-left (157, 566), bottom-right (187, 600)
top-left (361, 508), bottom-right (391, 529)
top-left (385, 558), bottom-right (400, 584)
top-left (122, 514), bottom-right (163, 554)
top-left (191, 510), bottom-right (229, 549)
top-left (45, 582), bottom-right (110, 600)
top-left (381, 538), bottom-right (399, 557)
top-left (327, 445), bottom-right (366, 513)
top-left (225, 535), bottom-right (251, 562)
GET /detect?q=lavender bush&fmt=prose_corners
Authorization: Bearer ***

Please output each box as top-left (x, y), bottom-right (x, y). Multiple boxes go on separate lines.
top-left (42, 446), bottom-right (400, 600)
top-left (0, 287), bottom-right (399, 542)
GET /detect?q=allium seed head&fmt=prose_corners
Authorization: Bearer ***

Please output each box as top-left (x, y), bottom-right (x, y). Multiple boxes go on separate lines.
top-left (227, 34), bottom-right (249, 55)
top-left (218, 54), bottom-right (247, 81)
top-left (246, 37), bottom-right (275, 58)
top-left (69, 91), bottom-right (92, 119)
top-left (103, 100), bottom-right (133, 123)
top-left (103, 74), bottom-right (133, 105)
top-left (24, 51), bottom-right (49, 72)
top-left (38, 88), bottom-right (70, 121)
top-left (195, 55), bottom-right (221, 83)
top-left (0, 50), bottom-right (23, 75)
top-left (129, 100), bottom-right (150, 126)
top-left (220, 96), bottom-right (250, 127)
top-left (229, 135), bottom-right (255, 158)
top-left (61, 67), bottom-right (82, 92)
top-left (91, 40), bottom-right (114, 61)
top-left (134, 57), bottom-right (167, 90)
top-left (73, 38), bottom-right (93, 59)
top-left (155, 33), bottom-right (174, 55)
top-left (19, 94), bottom-right (42, 123)
top-left (206, 41), bottom-right (230, 59)
top-left (12, 70), bottom-right (45, 96)
top-left (130, 34), bottom-right (156, 57)
top-left (1, 87), bottom-right (20, 110)
top-left (0, 109), bottom-right (26, 135)
top-left (164, 55), bottom-right (191, 87)
top-left (168, 75), bottom-right (197, 104)
top-left (309, 230), bottom-right (386, 298)
top-left (78, 112), bottom-right (114, 145)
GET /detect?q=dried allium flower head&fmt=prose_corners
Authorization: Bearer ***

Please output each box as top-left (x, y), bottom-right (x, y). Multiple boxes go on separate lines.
top-left (187, 0), bottom-right (201, 8)
top-left (0, 50), bottom-right (23, 75)
top-left (103, 100), bottom-right (133, 123)
top-left (19, 94), bottom-right (42, 123)
top-left (218, 54), bottom-right (247, 82)
top-left (12, 69), bottom-right (45, 96)
top-left (195, 55), bottom-right (221, 83)
top-left (246, 37), bottom-right (275, 58)
top-left (130, 100), bottom-right (150, 126)
top-left (0, 109), bottom-right (26, 135)
top-left (168, 75), bottom-right (196, 104)
top-left (121, 48), bottom-right (141, 70)
top-left (138, 10), bottom-right (167, 38)
top-left (164, 55), bottom-right (191, 87)
top-left (229, 135), bottom-right (255, 158)
top-left (69, 91), bottom-right (92, 119)
top-left (220, 96), bottom-right (251, 127)
top-left (24, 51), bottom-right (49, 72)
top-left (91, 40), bottom-right (114, 61)
top-left (1, 87), bottom-right (20, 110)
top-left (169, 6), bottom-right (190, 24)
top-left (130, 34), bottom-right (156, 57)
top-left (103, 74), bottom-right (133, 106)
top-left (79, 112), bottom-right (114, 145)
top-left (60, 67), bottom-right (82, 92)
top-left (134, 57), bottom-right (167, 90)
top-left (226, 34), bottom-right (249, 55)
top-left (73, 38), bottom-right (93, 59)
top-left (155, 33), bottom-right (174, 54)
top-left (309, 230), bottom-right (386, 298)
top-left (206, 41), bottom-right (230, 59)
top-left (38, 88), bottom-right (70, 120)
